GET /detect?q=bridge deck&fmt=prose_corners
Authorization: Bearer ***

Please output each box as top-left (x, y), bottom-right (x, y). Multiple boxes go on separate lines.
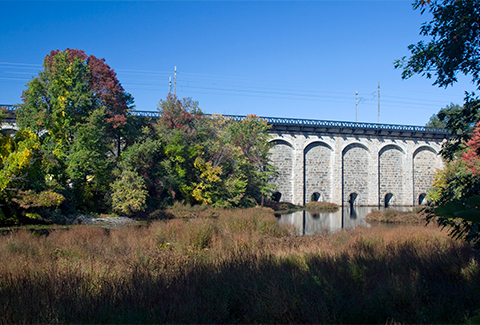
top-left (131, 110), bottom-right (449, 139)
top-left (1, 105), bottom-right (450, 139)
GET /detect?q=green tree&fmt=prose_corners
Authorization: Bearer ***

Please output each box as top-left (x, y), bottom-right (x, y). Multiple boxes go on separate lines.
top-left (18, 49), bottom-right (134, 213)
top-left (225, 114), bottom-right (275, 205)
top-left (426, 113), bottom-right (445, 128)
top-left (397, 0), bottom-right (480, 245)
top-left (395, 0), bottom-right (480, 160)
top-left (111, 168), bottom-right (147, 215)
top-left (395, 0), bottom-right (480, 90)
top-left (426, 102), bottom-right (480, 160)
top-left (114, 95), bottom-right (204, 210)
top-left (112, 95), bottom-right (276, 212)
top-left (429, 123), bottom-right (480, 247)
top-left (0, 111), bottom-right (64, 225)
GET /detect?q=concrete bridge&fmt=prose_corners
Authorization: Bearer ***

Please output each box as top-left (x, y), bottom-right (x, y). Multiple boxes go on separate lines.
top-left (1, 105), bottom-right (448, 207)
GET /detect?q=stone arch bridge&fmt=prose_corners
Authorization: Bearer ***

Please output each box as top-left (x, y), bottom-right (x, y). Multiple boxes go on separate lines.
top-left (1, 105), bottom-right (448, 206)
top-left (264, 117), bottom-right (447, 207)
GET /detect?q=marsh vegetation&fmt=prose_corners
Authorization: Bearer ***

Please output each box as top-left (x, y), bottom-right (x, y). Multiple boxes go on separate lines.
top-left (1, 208), bottom-right (479, 324)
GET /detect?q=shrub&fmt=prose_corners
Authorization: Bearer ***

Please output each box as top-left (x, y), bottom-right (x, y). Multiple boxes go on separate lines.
top-left (304, 201), bottom-right (339, 212)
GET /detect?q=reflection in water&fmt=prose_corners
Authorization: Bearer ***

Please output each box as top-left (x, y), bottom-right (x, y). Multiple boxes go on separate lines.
top-left (276, 206), bottom-right (393, 235)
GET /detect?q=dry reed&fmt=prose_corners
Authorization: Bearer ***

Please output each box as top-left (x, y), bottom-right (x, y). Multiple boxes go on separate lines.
top-left (0, 208), bottom-right (479, 324)
top-left (365, 208), bottom-right (427, 224)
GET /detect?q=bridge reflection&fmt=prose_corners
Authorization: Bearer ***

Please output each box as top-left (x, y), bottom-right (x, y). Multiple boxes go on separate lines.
top-left (276, 207), bottom-right (378, 235)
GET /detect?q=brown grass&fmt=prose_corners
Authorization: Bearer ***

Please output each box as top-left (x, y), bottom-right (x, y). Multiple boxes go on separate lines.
top-left (365, 207), bottom-right (427, 224)
top-left (262, 200), bottom-right (299, 212)
top-left (304, 201), bottom-right (339, 212)
top-left (1, 208), bottom-right (479, 324)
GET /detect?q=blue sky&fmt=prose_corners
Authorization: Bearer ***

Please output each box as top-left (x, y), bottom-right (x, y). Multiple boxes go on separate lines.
top-left (0, 0), bottom-right (475, 126)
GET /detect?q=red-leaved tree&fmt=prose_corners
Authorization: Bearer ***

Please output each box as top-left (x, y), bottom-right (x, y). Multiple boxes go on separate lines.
top-left (44, 49), bottom-right (133, 155)
top-left (463, 121), bottom-right (480, 174)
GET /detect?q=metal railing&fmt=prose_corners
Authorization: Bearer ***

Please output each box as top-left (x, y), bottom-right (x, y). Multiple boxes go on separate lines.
top-left (0, 106), bottom-right (450, 138)
top-left (0, 105), bottom-right (17, 111)
top-left (131, 110), bottom-right (450, 137)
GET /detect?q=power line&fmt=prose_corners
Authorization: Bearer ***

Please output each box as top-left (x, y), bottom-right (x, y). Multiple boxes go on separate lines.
top-left (0, 61), bottom-right (469, 110)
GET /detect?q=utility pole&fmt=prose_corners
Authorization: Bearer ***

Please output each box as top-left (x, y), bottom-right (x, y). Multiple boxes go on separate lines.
top-left (355, 90), bottom-right (358, 122)
top-left (174, 66), bottom-right (177, 96)
top-left (378, 82), bottom-right (380, 124)
top-left (169, 77), bottom-right (172, 94)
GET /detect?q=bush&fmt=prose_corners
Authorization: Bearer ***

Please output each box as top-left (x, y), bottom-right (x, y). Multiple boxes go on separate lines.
top-left (365, 208), bottom-right (426, 224)
top-left (304, 201), bottom-right (339, 212)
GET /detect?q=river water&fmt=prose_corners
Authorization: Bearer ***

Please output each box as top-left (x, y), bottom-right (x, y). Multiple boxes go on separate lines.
top-left (276, 206), bottom-right (413, 235)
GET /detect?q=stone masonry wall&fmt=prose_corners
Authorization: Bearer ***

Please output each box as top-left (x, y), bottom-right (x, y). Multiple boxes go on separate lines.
top-left (269, 133), bottom-right (443, 206)
top-left (379, 145), bottom-right (404, 206)
top-left (342, 143), bottom-right (370, 206)
top-left (304, 142), bottom-right (333, 203)
top-left (413, 147), bottom-right (439, 205)
top-left (268, 140), bottom-right (294, 203)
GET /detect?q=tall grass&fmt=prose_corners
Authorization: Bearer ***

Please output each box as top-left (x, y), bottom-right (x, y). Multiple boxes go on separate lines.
top-left (1, 207), bottom-right (479, 324)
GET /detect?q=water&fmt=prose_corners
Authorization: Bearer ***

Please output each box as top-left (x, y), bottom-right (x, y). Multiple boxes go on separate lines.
top-left (276, 206), bottom-right (413, 235)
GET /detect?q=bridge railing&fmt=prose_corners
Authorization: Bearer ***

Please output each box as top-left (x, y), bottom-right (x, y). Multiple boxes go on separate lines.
top-left (260, 115), bottom-right (449, 133)
top-left (130, 110), bottom-right (450, 137)
top-left (0, 105), bottom-right (19, 125)
top-left (0, 105), bottom-right (18, 111)
top-left (0, 106), bottom-right (450, 138)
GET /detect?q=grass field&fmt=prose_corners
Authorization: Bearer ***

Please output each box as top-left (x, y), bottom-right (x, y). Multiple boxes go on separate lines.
top-left (1, 207), bottom-right (479, 324)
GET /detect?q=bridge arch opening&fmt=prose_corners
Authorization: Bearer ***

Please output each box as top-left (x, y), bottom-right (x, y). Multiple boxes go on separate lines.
top-left (348, 193), bottom-right (358, 206)
top-left (418, 193), bottom-right (427, 205)
top-left (272, 192), bottom-right (282, 202)
top-left (311, 192), bottom-right (323, 202)
top-left (384, 193), bottom-right (394, 208)
top-left (311, 213), bottom-right (321, 219)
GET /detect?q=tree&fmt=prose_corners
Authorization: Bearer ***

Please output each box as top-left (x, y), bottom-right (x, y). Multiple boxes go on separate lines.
top-left (395, 0), bottom-right (480, 90)
top-left (0, 110), bottom-right (64, 225)
top-left (113, 95), bottom-right (206, 210)
top-left (397, 0), bottom-right (480, 161)
top-left (225, 114), bottom-right (275, 205)
top-left (397, 0), bottom-right (480, 245)
top-left (396, 1), bottom-right (480, 161)
top-left (111, 168), bottom-right (147, 215)
top-left (428, 123), bottom-right (480, 247)
top-left (18, 49), bottom-right (134, 213)
top-left (112, 95), bottom-right (276, 212)
top-left (426, 102), bottom-right (480, 160)
top-left (426, 113), bottom-right (446, 128)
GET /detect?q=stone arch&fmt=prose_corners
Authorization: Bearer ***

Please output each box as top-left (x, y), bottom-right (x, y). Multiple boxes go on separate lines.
top-left (304, 141), bottom-right (333, 204)
top-left (378, 143), bottom-right (406, 155)
top-left (303, 139), bottom-right (334, 151)
top-left (269, 140), bottom-right (294, 203)
top-left (418, 193), bottom-right (427, 205)
top-left (0, 125), bottom-right (18, 135)
top-left (413, 145), bottom-right (438, 156)
top-left (310, 192), bottom-right (323, 202)
top-left (268, 137), bottom-right (294, 148)
top-left (413, 146), bottom-right (439, 206)
top-left (341, 140), bottom-right (369, 153)
top-left (384, 193), bottom-right (394, 207)
top-left (379, 145), bottom-right (405, 207)
top-left (348, 192), bottom-right (358, 205)
top-left (342, 143), bottom-right (369, 205)
top-left (271, 191), bottom-right (282, 202)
